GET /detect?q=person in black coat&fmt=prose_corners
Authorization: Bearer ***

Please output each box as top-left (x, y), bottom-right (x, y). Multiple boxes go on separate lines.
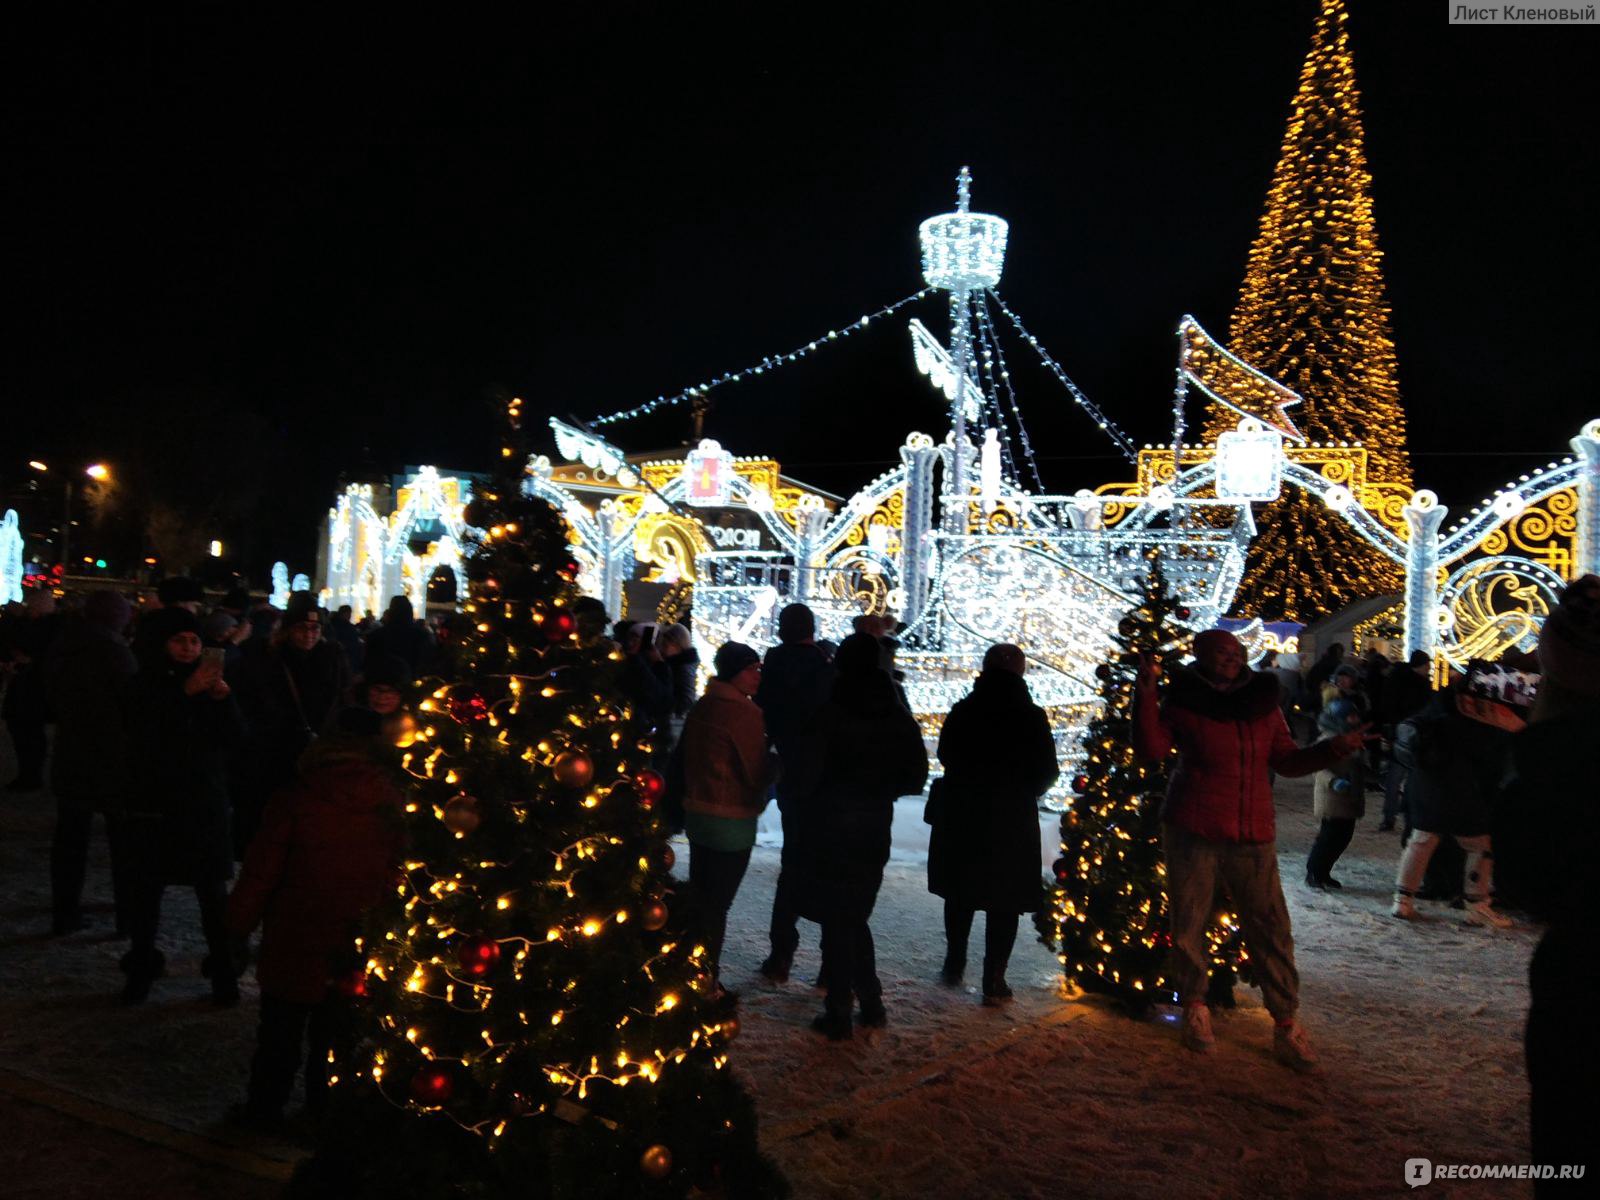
top-left (363, 595), bottom-right (436, 676)
top-left (930, 643), bottom-right (1059, 1005)
top-left (119, 606), bottom-right (247, 1005)
top-left (229, 597), bottom-right (352, 857)
top-left (1495, 574), bottom-right (1600, 1193)
top-left (42, 591), bottom-right (138, 935)
top-left (1, 590), bottom-right (61, 791)
top-left (754, 602), bottom-right (838, 982)
top-left (788, 633), bottom-right (926, 1038)
top-left (1376, 651), bottom-right (1434, 831)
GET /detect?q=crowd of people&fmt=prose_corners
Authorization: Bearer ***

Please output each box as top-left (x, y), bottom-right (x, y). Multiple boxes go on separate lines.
top-left (2, 575), bottom-right (1593, 1183)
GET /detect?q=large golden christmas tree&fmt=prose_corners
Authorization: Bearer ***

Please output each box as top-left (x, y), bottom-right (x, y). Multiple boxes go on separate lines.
top-left (1206, 0), bottom-right (1411, 621)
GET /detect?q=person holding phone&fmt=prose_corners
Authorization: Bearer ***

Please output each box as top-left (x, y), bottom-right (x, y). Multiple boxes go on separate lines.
top-left (119, 607), bottom-right (247, 1005)
top-left (1134, 629), bottom-right (1364, 1070)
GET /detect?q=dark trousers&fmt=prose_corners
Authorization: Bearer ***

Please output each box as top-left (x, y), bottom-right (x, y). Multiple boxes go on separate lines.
top-left (819, 919), bottom-right (880, 1015)
top-left (124, 874), bottom-right (232, 978)
top-left (767, 808), bottom-right (801, 961)
top-left (1527, 1000), bottom-right (1596, 1194)
top-left (1381, 762), bottom-right (1407, 825)
top-left (688, 842), bottom-right (752, 981)
top-left (944, 902), bottom-right (1020, 982)
top-left (1306, 818), bottom-right (1356, 882)
top-left (248, 992), bottom-right (350, 1117)
top-left (51, 805), bottom-right (132, 928)
top-left (6, 717), bottom-right (47, 786)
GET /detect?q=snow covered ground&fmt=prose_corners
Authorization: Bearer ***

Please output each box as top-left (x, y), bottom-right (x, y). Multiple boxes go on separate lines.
top-left (0, 763), bottom-right (1539, 1199)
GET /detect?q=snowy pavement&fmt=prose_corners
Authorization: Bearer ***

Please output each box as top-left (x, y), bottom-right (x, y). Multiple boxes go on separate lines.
top-left (0, 772), bottom-right (1538, 1199)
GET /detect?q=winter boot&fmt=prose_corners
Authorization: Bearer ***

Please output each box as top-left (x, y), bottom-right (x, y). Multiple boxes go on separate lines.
top-left (1391, 893), bottom-right (1418, 920)
top-left (858, 997), bottom-right (888, 1029)
top-left (939, 950), bottom-right (966, 986)
top-left (1273, 1021), bottom-right (1320, 1072)
top-left (757, 953), bottom-right (792, 984)
top-left (1180, 1003), bottom-right (1216, 1053)
top-left (980, 963), bottom-right (1013, 1007)
top-left (810, 1008), bottom-right (852, 1041)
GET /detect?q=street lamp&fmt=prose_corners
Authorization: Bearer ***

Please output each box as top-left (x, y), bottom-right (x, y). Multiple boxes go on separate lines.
top-left (28, 460), bottom-right (112, 572)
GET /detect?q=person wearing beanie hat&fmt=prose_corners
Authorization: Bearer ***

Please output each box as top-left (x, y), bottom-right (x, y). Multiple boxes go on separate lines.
top-left (783, 631), bottom-right (927, 1038)
top-left (1495, 574), bottom-right (1600, 1181)
top-left (929, 642), bottom-right (1057, 1012)
top-left (1134, 628), bottom-right (1364, 1071)
top-left (1377, 650), bottom-right (1436, 831)
top-left (680, 640), bottom-right (775, 1003)
top-left (119, 596), bottom-right (246, 1006)
top-left (754, 604), bottom-right (839, 983)
top-left (42, 590), bottom-right (139, 934)
top-left (1306, 663), bottom-right (1371, 890)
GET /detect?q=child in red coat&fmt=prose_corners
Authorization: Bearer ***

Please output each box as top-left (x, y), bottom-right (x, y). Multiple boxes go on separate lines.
top-left (228, 706), bottom-right (404, 1126)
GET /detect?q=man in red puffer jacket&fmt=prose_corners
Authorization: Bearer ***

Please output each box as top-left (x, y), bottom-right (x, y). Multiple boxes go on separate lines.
top-left (227, 707), bottom-right (405, 1128)
top-left (1135, 629), bottom-right (1363, 1071)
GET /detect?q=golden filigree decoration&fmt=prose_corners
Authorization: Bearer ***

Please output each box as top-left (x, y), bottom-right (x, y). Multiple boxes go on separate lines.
top-left (1478, 488), bottom-right (1578, 580)
top-left (632, 513), bottom-right (709, 585)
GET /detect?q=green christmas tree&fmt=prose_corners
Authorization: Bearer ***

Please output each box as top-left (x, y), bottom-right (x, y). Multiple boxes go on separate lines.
top-left (296, 399), bottom-right (785, 1199)
top-left (1035, 559), bottom-right (1244, 1012)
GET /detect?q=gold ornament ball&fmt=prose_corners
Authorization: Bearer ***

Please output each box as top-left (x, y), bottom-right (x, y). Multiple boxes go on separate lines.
top-left (639, 1144), bottom-right (673, 1180)
top-left (443, 795), bottom-right (481, 834)
top-left (552, 751), bottom-right (595, 789)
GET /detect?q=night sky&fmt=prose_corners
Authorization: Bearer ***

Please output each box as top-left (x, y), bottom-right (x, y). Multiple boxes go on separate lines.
top-left (6, 3), bottom-right (1596, 575)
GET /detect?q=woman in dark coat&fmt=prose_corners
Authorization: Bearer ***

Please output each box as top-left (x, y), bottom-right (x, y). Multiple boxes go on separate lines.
top-left (230, 596), bottom-right (351, 856)
top-left (790, 633), bottom-right (927, 1039)
top-left (930, 643), bottom-right (1059, 1005)
top-left (120, 607), bottom-right (247, 1005)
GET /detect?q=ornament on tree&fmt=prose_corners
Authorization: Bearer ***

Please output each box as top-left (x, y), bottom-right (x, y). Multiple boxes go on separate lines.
top-left (656, 844), bottom-right (676, 873)
top-left (640, 899), bottom-right (669, 931)
top-left (335, 967), bottom-right (369, 999)
top-left (634, 768), bottom-right (666, 804)
top-left (639, 1144), bottom-right (673, 1180)
top-left (547, 610), bottom-right (577, 639)
top-left (443, 794), bottom-right (482, 834)
top-left (1071, 774), bottom-right (1089, 794)
top-left (457, 936), bottom-right (502, 978)
top-left (552, 750), bottom-right (595, 789)
top-left (410, 1064), bottom-right (456, 1106)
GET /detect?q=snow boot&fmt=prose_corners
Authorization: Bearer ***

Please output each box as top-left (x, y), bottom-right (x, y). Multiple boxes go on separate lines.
top-left (939, 951), bottom-right (966, 986)
top-left (1273, 1021), bottom-right (1319, 1072)
top-left (980, 963), bottom-right (1013, 1007)
top-left (858, 998), bottom-right (887, 1029)
top-left (757, 953), bottom-right (791, 984)
top-left (1180, 1003), bottom-right (1216, 1053)
top-left (811, 1009), bottom-right (852, 1041)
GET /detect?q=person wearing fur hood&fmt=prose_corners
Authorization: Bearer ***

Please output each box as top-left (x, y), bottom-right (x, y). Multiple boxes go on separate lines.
top-left (1134, 629), bottom-right (1362, 1071)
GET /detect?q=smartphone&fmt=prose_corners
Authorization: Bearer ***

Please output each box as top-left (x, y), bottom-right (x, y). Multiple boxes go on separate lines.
top-left (201, 647), bottom-right (227, 674)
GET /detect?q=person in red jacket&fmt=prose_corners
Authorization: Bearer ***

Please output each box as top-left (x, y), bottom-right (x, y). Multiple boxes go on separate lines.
top-left (1135, 629), bottom-right (1363, 1070)
top-left (227, 707), bottom-right (404, 1127)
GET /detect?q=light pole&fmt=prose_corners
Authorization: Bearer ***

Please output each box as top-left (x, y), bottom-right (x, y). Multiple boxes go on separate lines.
top-left (28, 461), bottom-right (110, 572)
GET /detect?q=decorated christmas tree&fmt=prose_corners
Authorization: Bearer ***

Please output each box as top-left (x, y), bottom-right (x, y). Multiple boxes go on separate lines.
top-left (294, 398), bottom-right (786, 1199)
top-left (1204, 0), bottom-right (1411, 620)
top-left (1035, 560), bottom-right (1244, 1011)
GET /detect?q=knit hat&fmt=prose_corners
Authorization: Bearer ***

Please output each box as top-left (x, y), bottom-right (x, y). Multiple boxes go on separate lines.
top-left (777, 603), bottom-right (816, 643)
top-left (283, 592), bottom-right (323, 626)
top-left (834, 632), bottom-right (884, 676)
top-left (362, 652), bottom-right (410, 691)
top-left (981, 642), bottom-right (1027, 676)
top-left (1537, 573), bottom-right (1600, 697)
top-left (1193, 628), bottom-right (1244, 659)
top-left (83, 590), bottom-right (132, 632)
top-left (1332, 663), bottom-right (1362, 685)
top-left (713, 641), bottom-right (761, 681)
top-left (143, 606), bottom-right (202, 646)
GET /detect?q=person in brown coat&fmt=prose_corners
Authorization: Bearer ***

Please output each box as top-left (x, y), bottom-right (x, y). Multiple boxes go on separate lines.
top-left (681, 641), bottom-right (773, 1000)
top-left (227, 707), bottom-right (404, 1126)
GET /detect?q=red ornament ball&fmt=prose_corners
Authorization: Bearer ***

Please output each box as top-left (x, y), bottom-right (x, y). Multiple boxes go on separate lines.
top-left (552, 751), bottom-right (595, 789)
top-left (410, 1064), bottom-right (456, 1106)
top-left (1071, 774), bottom-right (1090, 794)
top-left (1175, 605), bottom-right (1192, 620)
top-left (640, 900), bottom-right (669, 931)
top-left (457, 937), bottom-right (502, 978)
top-left (1094, 663), bottom-right (1112, 681)
top-left (559, 558), bottom-right (582, 580)
top-left (547, 611), bottom-right (577, 638)
top-left (656, 844), bottom-right (676, 873)
top-left (639, 1144), bottom-right (673, 1181)
top-left (634, 769), bottom-right (666, 802)
top-left (443, 795), bottom-right (481, 835)
top-left (335, 967), bottom-right (369, 999)
top-left (1052, 857), bottom-right (1072, 882)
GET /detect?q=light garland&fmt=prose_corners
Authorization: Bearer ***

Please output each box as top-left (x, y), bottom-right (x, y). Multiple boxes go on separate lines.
top-left (588, 288), bottom-right (933, 428)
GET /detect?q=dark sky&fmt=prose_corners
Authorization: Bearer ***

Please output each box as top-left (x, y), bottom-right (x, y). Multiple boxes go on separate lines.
top-left (5, 3), bottom-right (1596, 573)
